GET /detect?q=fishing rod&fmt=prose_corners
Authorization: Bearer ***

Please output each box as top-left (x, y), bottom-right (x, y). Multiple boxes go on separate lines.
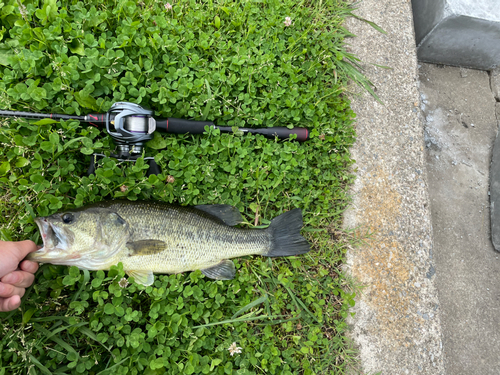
top-left (0, 102), bottom-right (310, 175)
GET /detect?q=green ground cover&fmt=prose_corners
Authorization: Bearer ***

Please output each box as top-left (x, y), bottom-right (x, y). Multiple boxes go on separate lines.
top-left (0, 0), bottom-right (367, 373)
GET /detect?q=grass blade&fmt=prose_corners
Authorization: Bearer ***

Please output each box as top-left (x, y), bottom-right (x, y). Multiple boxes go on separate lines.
top-left (255, 315), bottom-right (301, 326)
top-left (31, 316), bottom-right (71, 323)
top-left (353, 15), bottom-right (387, 34)
top-left (202, 79), bottom-right (212, 121)
top-left (96, 357), bottom-right (130, 375)
top-left (34, 323), bottom-right (79, 356)
top-left (231, 294), bottom-right (268, 319)
top-left (285, 286), bottom-right (321, 324)
top-left (72, 269), bottom-right (90, 302)
top-left (193, 314), bottom-right (289, 329)
top-left (22, 308), bottom-right (37, 325)
top-left (28, 354), bottom-right (53, 375)
top-left (77, 326), bottom-right (114, 356)
top-left (50, 322), bottom-right (88, 338)
top-left (337, 59), bottom-right (382, 103)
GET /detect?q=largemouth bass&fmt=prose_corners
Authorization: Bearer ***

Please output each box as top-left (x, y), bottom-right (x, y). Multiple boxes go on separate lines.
top-left (27, 200), bottom-right (310, 286)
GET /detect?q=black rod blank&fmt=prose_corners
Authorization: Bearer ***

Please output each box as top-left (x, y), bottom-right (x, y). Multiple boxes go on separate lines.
top-left (0, 109), bottom-right (85, 122)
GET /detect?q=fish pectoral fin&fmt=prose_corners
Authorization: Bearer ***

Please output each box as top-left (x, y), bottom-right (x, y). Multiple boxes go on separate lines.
top-left (194, 204), bottom-right (243, 226)
top-left (201, 260), bottom-right (236, 280)
top-left (126, 270), bottom-right (154, 286)
top-left (127, 240), bottom-right (167, 256)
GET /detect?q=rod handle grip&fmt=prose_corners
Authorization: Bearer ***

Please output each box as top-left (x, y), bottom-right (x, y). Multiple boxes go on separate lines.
top-left (156, 118), bottom-right (309, 141)
top-left (156, 118), bottom-right (215, 134)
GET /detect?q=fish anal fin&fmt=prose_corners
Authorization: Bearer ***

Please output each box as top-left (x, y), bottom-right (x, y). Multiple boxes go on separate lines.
top-left (127, 240), bottom-right (167, 256)
top-left (194, 204), bottom-right (243, 226)
top-left (201, 260), bottom-right (236, 280)
top-left (126, 270), bottom-right (154, 286)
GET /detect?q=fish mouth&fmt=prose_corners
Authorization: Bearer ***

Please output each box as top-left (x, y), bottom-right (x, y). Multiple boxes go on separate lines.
top-left (28, 218), bottom-right (70, 261)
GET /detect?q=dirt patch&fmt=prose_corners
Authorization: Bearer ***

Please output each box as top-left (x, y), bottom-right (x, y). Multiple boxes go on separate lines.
top-left (351, 166), bottom-right (422, 345)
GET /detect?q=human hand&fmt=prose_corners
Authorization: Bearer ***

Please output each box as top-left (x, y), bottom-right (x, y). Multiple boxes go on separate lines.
top-left (0, 240), bottom-right (40, 312)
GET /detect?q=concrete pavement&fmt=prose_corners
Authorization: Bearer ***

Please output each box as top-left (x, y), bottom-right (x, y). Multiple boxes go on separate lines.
top-left (419, 63), bottom-right (500, 375)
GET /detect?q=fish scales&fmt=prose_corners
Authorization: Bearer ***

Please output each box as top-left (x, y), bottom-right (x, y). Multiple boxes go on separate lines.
top-left (28, 200), bottom-right (311, 285)
top-left (106, 201), bottom-right (271, 273)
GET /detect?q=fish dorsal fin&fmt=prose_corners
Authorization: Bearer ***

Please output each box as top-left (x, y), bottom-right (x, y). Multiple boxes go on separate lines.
top-left (201, 260), bottom-right (236, 280)
top-left (126, 270), bottom-right (154, 286)
top-left (127, 240), bottom-right (167, 255)
top-left (194, 204), bottom-right (243, 226)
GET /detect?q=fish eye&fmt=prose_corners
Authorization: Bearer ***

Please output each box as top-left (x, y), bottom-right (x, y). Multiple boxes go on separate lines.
top-left (62, 213), bottom-right (74, 224)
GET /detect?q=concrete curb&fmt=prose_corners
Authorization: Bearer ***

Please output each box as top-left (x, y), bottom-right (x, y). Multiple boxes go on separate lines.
top-left (343, 1), bottom-right (445, 373)
top-left (411, 0), bottom-right (500, 70)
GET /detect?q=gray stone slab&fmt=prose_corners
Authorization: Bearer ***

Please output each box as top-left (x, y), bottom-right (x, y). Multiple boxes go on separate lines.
top-left (417, 15), bottom-right (500, 70)
top-left (411, 0), bottom-right (446, 45)
top-left (420, 63), bottom-right (500, 375)
top-left (411, 0), bottom-right (500, 70)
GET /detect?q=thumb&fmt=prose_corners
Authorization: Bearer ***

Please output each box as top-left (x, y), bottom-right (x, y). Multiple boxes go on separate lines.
top-left (14, 240), bottom-right (39, 260)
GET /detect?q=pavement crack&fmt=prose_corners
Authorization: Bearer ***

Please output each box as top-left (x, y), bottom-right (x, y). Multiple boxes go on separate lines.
top-left (491, 70), bottom-right (500, 126)
top-left (496, 104), bottom-right (500, 127)
top-left (489, 69), bottom-right (500, 103)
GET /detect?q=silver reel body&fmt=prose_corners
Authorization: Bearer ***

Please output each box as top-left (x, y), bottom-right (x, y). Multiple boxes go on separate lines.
top-left (106, 102), bottom-right (156, 158)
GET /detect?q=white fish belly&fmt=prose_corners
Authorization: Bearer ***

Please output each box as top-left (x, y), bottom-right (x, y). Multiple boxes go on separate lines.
top-left (120, 240), bottom-right (269, 274)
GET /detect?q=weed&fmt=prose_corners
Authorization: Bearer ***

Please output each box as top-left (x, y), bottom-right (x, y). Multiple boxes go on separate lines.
top-left (0, 0), bottom-right (365, 373)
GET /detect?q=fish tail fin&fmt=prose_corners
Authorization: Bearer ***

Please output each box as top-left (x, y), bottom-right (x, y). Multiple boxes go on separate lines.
top-left (263, 208), bottom-right (311, 257)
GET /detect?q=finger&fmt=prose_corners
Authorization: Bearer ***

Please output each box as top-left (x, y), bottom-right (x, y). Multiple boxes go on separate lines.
top-left (0, 282), bottom-right (25, 299)
top-left (20, 260), bottom-right (40, 274)
top-left (1, 271), bottom-right (35, 288)
top-left (0, 295), bottom-right (21, 312)
top-left (15, 240), bottom-right (39, 259)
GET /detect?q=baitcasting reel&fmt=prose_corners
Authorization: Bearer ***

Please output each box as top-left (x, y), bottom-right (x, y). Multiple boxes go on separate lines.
top-left (83, 102), bottom-right (160, 176)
